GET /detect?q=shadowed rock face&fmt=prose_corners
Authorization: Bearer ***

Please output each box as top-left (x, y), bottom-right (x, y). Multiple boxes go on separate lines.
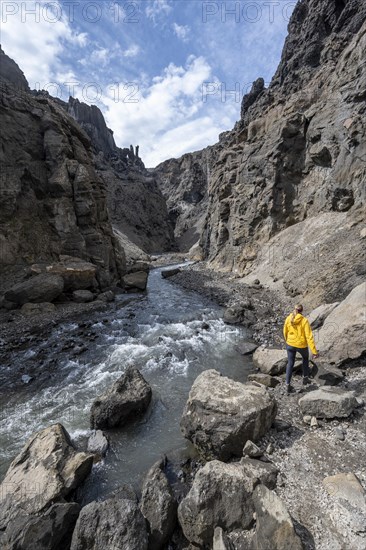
top-left (154, 0), bottom-right (366, 304)
top-left (0, 48), bottom-right (126, 292)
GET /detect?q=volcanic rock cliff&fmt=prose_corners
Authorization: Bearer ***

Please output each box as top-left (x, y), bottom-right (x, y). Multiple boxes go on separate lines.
top-left (0, 48), bottom-right (125, 292)
top-left (154, 0), bottom-right (366, 307)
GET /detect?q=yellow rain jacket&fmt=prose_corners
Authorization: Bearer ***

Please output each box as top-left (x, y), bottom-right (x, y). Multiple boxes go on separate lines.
top-left (283, 313), bottom-right (318, 355)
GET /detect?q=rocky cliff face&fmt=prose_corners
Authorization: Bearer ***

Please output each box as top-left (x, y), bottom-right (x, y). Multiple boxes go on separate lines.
top-left (0, 48), bottom-right (125, 292)
top-left (63, 98), bottom-right (174, 254)
top-left (154, 0), bottom-right (366, 305)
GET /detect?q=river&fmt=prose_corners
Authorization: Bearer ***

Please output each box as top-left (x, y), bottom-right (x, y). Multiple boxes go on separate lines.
top-left (0, 263), bottom-right (254, 500)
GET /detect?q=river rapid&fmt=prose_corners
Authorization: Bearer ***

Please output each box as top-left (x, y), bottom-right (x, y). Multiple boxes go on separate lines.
top-left (0, 263), bottom-right (254, 500)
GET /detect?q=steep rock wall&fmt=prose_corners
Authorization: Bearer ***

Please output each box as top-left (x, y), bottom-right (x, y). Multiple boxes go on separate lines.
top-left (0, 49), bottom-right (125, 291)
top-left (155, 0), bottom-right (366, 303)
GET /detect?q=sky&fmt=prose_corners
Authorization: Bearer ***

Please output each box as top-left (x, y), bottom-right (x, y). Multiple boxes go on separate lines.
top-left (1, 0), bottom-right (296, 167)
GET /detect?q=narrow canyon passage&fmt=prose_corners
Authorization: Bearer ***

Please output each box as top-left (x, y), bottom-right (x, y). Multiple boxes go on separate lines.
top-left (0, 263), bottom-right (252, 498)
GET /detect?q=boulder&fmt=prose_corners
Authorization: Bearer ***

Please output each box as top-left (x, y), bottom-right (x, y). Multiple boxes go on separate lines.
top-left (298, 387), bottom-right (358, 419)
top-left (0, 424), bottom-right (93, 530)
top-left (178, 460), bottom-right (256, 547)
top-left (72, 289), bottom-right (94, 303)
top-left (308, 302), bottom-right (339, 329)
top-left (223, 302), bottom-right (255, 326)
top-left (3, 503), bottom-right (80, 550)
top-left (96, 290), bottom-right (115, 302)
top-left (20, 302), bottom-right (56, 315)
top-left (252, 347), bottom-right (288, 375)
top-left (323, 473), bottom-right (366, 508)
top-left (70, 495), bottom-right (148, 550)
top-left (243, 440), bottom-right (262, 458)
top-left (90, 367), bottom-right (152, 429)
top-left (123, 271), bottom-right (148, 291)
top-left (240, 458), bottom-right (279, 490)
top-left (248, 373), bottom-right (280, 388)
top-left (253, 485), bottom-right (303, 549)
top-left (180, 370), bottom-right (277, 461)
top-left (140, 459), bottom-right (177, 549)
top-left (314, 282), bottom-right (366, 367)
top-left (87, 430), bottom-right (109, 456)
top-left (45, 258), bottom-right (97, 291)
top-left (4, 274), bottom-right (64, 305)
top-left (311, 362), bottom-right (344, 386)
top-left (161, 267), bottom-right (181, 278)
top-left (235, 342), bottom-right (258, 355)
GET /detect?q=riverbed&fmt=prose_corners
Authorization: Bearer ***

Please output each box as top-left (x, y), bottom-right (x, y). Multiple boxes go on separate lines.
top-left (0, 263), bottom-right (254, 499)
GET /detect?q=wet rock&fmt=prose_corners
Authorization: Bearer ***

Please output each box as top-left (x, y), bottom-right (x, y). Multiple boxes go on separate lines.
top-left (252, 347), bottom-right (288, 375)
top-left (21, 302), bottom-right (56, 315)
top-left (72, 290), bottom-right (94, 303)
top-left (213, 526), bottom-right (235, 550)
top-left (70, 494), bottom-right (148, 550)
top-left (140, 459), bottom-right (177, 549)
top-left (248, 373), bottom-right (280, 388)
top-left (0, 424), bottom-right (93, 530)
top-left (5, 274), bottom-right (64, 305)
top-left (253, 485), bottom-right (303, 549)
top-left (240, 458), bottom-right (279, 490)
top-left (178, 460), bottom-right (256, 547)
top-left (161, 267), bottom-right (181, 279)
top-left (90, 367), bottom-right (152, 429)
top-left (299, 387), bottom-right (358, 419)
top-left (3, 503), bottom-right (80, 550)
top-left (96, 290), bottom-right (115, 302)
top-left (123, 271), bottom-right (148, 291)
top-left (87, 430), bottom-right (109, 456)
top-left (223, 302), bottom-right (255, 326)
top-left (180, 370), bottom-right (277, 460)
top-left (243, 440), bottom-right (262, 458)
top-left (235, 342), bottom-right (258, 355)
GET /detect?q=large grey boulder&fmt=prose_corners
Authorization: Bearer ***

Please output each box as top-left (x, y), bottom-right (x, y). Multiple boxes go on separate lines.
top-left (178, 460), bottom-right (256, 547)
top-left (123, 271), bottom-right (149, 291)
top-left (314, 282), bottom-right (366, 366)
top-left (180, 370), bottom-right (277, 460)
top-left (72, 289), bottom-right (94, 303)
top-left (298, 387), bottom-right (359, 419)
top-left (32, 258), bottom-right (98, 291)
top-left (70, 495), bottom-right (148, 550)
top-left (240, 458), bottom-right (279, 490)
top-left (4, 274), bottom-right (64, 305)
top-left (87, 430), bottom-right (109, 457)
top-left (248, 373), bottom-right (280, 388)
top-left (252, 347), bottom-right (288, 376)
top-left (140, 460), bottom-right (177, 549)
top-left (253, 485), bottom-right (303, 549)
top-left (2, 503), bottom-right (80, 550)
top-left (0, 424), bottom-right (93, 530)
top-left (90, 367), bottom-right (152, 429)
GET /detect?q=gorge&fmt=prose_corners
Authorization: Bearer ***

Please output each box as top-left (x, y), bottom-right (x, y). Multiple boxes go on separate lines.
top-left (0, 0), bottom-right (365, 549)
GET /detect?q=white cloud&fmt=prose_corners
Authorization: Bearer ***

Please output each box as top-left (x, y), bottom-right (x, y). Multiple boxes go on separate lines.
top-left (0, 0), bottom-right (87, 87)
top-left (123, 44), bottom-right (141, 58)
top-left (91, 48), bottom-right (110, 66)
top-left (173, 23), bottom-right (190, 42)
top-left (102, 55), bottom-right (237, 167)
top-left (145, 0), bottom-right (172, 23)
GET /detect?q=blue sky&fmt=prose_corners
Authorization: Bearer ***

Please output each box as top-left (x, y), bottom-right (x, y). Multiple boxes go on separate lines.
top-left (1, 0), bottom-right (296, 166)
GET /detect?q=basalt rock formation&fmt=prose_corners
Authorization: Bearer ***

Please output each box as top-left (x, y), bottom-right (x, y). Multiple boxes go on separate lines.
top-left (0, 47), bottom-right (125, 294)
top-left (154, 0), bottom-right (366, 306)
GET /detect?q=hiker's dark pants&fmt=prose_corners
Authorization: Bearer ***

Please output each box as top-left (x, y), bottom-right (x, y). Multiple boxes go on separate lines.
top-left (286, 345), bottom-right (309, 385)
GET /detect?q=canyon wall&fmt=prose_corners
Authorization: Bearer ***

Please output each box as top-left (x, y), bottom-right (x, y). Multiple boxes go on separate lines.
top-left (154, 0), bottom-right (366, 305)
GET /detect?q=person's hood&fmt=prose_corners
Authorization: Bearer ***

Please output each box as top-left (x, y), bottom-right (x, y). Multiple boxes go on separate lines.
top-left (291, 313), bottom-right (304, 324)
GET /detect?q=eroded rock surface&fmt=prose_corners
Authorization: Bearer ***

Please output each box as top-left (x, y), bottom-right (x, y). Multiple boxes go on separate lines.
top-left (180, 369), bottom-right (277, 460)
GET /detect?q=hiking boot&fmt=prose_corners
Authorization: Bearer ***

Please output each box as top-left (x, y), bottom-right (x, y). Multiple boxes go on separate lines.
top-left (302, 376), bottom-right (310, 386)
top-left (286, 384), bottom-right (294, 394)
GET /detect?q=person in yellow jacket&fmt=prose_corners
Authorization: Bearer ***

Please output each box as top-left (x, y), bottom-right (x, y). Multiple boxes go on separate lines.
top-left (283, 304), bottom-right (319, 394)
